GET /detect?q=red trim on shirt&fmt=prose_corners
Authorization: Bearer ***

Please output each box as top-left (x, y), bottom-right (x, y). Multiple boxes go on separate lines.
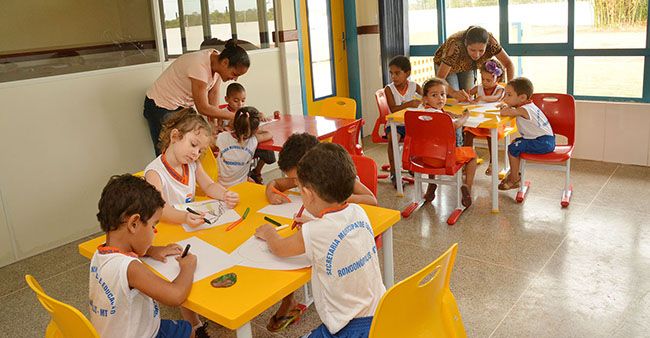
top-left (395, 83), bottom-right (409, 96)
top-left (161, 154), bottom-right (189, 185)
top-left (318, 203), bottom-right (349, 218)
top-left (97, 244), bottom-right (139, 257)
top-left (482, 86), bottom-right (497, 96)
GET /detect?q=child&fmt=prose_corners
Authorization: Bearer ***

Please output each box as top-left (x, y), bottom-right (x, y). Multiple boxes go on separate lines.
top-left (498, 77), bottom-right (555, 190)
top-left (464, 59), bottom-right (506, 175)
top-left (145, 108), bottom-right (240, 229)
top-left (90, 174), bottom-right (205, 338)
top-left (384, 55), bottom-right (423, 188)
top-left (216, 106), bottom-right (273, 187)
top-left (255, 143), bottom-right (386, 337)
top-left (214, 82), bottom-right (246, 132)
top-left (418, 78), bottom-right (477, 207)
top-left (262, 133), bottom-right (377, 332)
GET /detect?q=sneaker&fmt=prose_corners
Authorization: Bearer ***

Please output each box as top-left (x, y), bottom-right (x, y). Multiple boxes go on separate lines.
top-left (195, 322), bottom-right (211, 338)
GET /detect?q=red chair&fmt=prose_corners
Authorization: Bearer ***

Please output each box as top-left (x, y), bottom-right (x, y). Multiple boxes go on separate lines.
top-left (516, 93), bottom-right (575, 207)
top-left (400, 111), bottom-right (472, 225)
top-left (332, 119), bottom-right (364, 156)
top-left (351, 155), bottom-right (382, 249)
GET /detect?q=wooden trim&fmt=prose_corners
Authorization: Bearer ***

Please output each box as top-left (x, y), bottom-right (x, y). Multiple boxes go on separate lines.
top-left (357, 25), bottom-right (379, 35)
top-left (274, 29), bottom-right (299, 43)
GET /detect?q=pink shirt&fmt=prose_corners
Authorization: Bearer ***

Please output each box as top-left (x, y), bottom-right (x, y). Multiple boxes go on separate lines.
top-left (146, 49), bottom-right (222, 110)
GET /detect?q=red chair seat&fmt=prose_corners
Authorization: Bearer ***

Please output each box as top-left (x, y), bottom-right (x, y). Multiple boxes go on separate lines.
top-left (405, 156), bottom-right (466, 175)
top-left (520, 145), bottom-right (574, 162)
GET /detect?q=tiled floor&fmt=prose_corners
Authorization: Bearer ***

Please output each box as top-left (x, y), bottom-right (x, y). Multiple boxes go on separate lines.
top-left (2, 140), bottom-right (649, 338)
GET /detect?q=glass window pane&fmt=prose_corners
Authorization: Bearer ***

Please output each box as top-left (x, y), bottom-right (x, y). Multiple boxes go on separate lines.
top-left (183, 0), bottom-right (204, 51)
top-left (235, 0), bottom-right (262, 48)
top-left (162, 0), bottom-right (183, 55)
top-left (445, 0), bottom-right (499, 41)
top-left (209, 0), bottom-right (233, 42)
top-left (410, 56), bottom-right (436, 86)
top-left (265, 0), bottom-right (277, 48)
top-left (575, 0), bottom-right (647, 49)
top-left (408, 0), bottom-right (438, 45)
top-left (574, 56), bottom-right (644, 98)
top-left (509, 0), bottom-right (568, 43)
top-left (512, 56), bottom-right (567, 93)
top-left (307, 0), bottom-right (334, 99)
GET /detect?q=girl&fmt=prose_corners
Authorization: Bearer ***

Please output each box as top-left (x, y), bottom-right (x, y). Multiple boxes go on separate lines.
top-left (464, 59), bottom-right (506, 175)
top-left (216, 106), bottom-right (272, 188)
top-left (384, 55), bottom-right (423, 189)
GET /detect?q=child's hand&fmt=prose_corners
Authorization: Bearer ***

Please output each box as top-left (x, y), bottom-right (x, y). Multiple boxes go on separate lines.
top-left (496, 102), bottom-right (509, 109)
top-left (146, 243), bottom-right (183, 262)
top-left (462, 108), bottom-right (470, 118)
top-left (223, 191), bottom-right (239, 208)
top-left (453, 90), bottom-right (471, 102)
top-left (268, 191), bottom-right (286, 205)
top-left (176, 253), bottom-right (197, 272)
top-left (294, 213), bottom-right (314, 224)
top-left (254, 224), bottom-right (276, 241)
top-left (406, 100), bottom-right (420, 108)
top-left (185, 212), bottom-right (205, 227)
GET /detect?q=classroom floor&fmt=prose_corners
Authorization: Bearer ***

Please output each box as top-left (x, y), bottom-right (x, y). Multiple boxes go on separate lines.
top-left (1, 139), bottom-right (649, 338)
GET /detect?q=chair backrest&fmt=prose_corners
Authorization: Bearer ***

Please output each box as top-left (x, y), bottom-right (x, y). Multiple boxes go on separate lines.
top-left (311, 96), bottom-right (357, 119)
top-left (530, 93), bottom-right (575, 146)
top-left (25, 275), bottom-right (100, 338)
top-left (195, 148), bottom-right (219, 197)
top-left (402, 111), bottom-right (458, 175)
top-left (331, 119), bottom-right (364, 156)
top-left (369, 243), bottom-right (466, 338)
top-left (372, 89), bottom-right (392, 144)
top-left (351, 155), bottom-right (378, 197)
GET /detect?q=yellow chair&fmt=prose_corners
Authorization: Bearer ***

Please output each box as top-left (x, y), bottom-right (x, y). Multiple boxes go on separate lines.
top-left (133, 170), bottom-right (144, 177)
top-left (196, 148), bottom-right (219, 197)
top-left (25, 275), bottom-right (99, 338)
top-left (369, 243), bottom-right (466, 338)
top-left (311, 96), bottom-right (357, 119)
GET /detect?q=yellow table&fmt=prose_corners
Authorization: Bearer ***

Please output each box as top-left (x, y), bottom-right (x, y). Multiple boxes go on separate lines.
top-left (387, 102), bottom-right (515, 212)
top-left (79, 182), bottom-right (401, 337)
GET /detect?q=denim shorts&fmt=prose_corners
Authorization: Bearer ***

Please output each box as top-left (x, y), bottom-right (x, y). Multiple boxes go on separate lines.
top-left (303, 317), bottom-right (373, 338)
top-left (508, 135), bottom-right (556, 157)
top-left (384, 125), bottom-right (405, 138)
top-left (156, 319), bottom-right (192, 338)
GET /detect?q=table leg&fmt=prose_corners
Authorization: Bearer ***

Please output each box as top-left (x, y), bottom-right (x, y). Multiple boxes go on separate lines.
top-left (389, 120), bottom-right (403, 196)
top-left (236, 322), bottom-right (253, 338)
top-left (491, 128), bottom-right (499, 213)
top-left (382, 227), bottom-right (394, 288)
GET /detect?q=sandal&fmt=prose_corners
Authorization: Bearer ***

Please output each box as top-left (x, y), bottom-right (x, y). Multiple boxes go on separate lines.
top-left (485, 164), bottom-right (492, 176)
top-left (266, 303), bottom-right (307, 332)
top-left (461, 185), bottom-right (472, 208)
top-left (498, 178), bottom-right (521, 191)
top-left (424, 183), bottom-right (437, 202)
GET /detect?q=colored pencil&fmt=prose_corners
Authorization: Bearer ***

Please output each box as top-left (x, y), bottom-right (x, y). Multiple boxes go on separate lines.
top-left (291, 205), bottom-right (305, 230)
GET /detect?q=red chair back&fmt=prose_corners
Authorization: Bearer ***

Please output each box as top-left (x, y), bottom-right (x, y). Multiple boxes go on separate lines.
top-left (402, 111), bottom-right (458, 175)
top-left (372, 89), bottom-right (392, 144)
top-left (531, 93), bottom-right (575, 146)
top-left (331, 119), bottom-right (364, 155)
top-left (351, 155), bottom-right (378, 197)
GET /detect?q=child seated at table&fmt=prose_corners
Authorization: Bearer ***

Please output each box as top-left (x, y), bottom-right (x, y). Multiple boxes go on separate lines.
top-left (464, 59), bottom-right (506, 175)
top-left (498, 77), bottom-right (555, 190)
top-left (255, 143), bottom-right (386, 338)
top-left (90, 174), bottom-right (207, 338)
top-left (384, 55), bottom-right (423, 188)
top-left (418, 78), bottom-right (477, 207)
top-left (262, 133), bottom-right (377, 333)
top-left (215, 106), bottom-right (272, 187)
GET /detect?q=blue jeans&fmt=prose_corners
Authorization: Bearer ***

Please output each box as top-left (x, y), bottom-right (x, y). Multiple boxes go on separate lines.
top-left (156, 319), bottom-right (192, 338)
top-left (434, 64), bottom-right (476, 92)
top-left (143, 96), bottom-right (181, 156)
top-left (303, 317), bottom-right (373, 338)
top-left (508, 135), bottom-right (556, 157)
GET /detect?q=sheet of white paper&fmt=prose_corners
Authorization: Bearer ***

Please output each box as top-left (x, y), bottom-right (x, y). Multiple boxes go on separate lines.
top-left (141, 237), bottom-right (238, 283)
top-left (463, 116), bottom-right (491, 128)
top-left (468, 101), bottom-right (502, 114)
top-left (233, 236), bottom-right (311, 270)
top-left (174, 200), bottom-right (240, 232)
top-left (256, 194), bottom-right (314, 220)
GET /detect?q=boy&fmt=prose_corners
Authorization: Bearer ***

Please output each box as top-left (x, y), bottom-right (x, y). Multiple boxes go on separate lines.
top-left (90, 174), bottom-right (209, 338)
top-left (255, 143), bottom-right (386, 337)
top-left (498, 77), bottom-right (555, 190)
top-left (262, 133), bottom-right (377, 332)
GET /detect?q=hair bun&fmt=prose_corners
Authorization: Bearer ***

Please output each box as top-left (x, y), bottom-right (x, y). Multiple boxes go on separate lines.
top-left (224, 38), bottom-right (239, 50)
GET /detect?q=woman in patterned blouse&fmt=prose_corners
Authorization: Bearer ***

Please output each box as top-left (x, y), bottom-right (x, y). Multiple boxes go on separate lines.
top-left (434, 26), bottom-right (514, 102)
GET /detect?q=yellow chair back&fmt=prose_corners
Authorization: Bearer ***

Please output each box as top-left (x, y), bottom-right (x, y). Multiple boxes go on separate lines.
top-left (369, 243), bottom-right (466, 338)
top-left (196, 148), bottom-right (219, 197)
top-left (25, 275), bottom-right (99, 338)
top-left (311, 97), bottom-right (357, 119)
top-left (133, 170), bottom-right (144, 178)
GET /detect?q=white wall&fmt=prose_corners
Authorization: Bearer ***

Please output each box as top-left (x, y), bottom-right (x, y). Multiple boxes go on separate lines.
top-left (355, 0), bottom-right (383, 137)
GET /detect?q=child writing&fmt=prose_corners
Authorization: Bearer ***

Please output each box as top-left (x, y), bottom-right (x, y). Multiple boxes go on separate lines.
top-left (498, 77), bottom-right (554, 190)
top-left (255, 143), bottom-right (386, 337)
top-left (384, 55), bottom-right (423, 188)
top-left (464, 59), bottom-right (506, 175)
top-left (417, 78), bottom-right (477, 207)
top-left (262, 133), bottom-right (377, 332)
top-left (90, 174), bottom-right (205, 338)
top-left (216, 106), bottom-right (273, 187)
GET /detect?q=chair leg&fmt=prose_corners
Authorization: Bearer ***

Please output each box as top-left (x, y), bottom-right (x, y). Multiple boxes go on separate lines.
top-left (401, 173), bottom-right (425, 218)
top-left (516, 159), bottom-right (530, 203)
top-left (447, 172), bottom-right (464, 225)
top-left (561, 159), bottom-right (572, 208)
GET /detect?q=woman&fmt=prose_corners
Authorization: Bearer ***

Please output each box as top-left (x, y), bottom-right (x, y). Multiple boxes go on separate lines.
top-left (434, 26), bottom-right (514, 102)
top-left (143, 39), bottom-right (250, 155)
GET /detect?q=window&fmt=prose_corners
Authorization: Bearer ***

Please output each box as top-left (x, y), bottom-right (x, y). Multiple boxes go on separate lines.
top-left (512, 56), bottom-right (567, 93)
top-left (575, 0), bottom-right (647, 49)
top-left (408, 0), bottom-right (438, 45)
top-left (509, 0), bottom-right (568, 43)
top-left (446, 0), bottom-right (500, 40)
top-left (574, 56), bottom-right (644, 98)
top-left (307, 0), bottom-right (335, 99)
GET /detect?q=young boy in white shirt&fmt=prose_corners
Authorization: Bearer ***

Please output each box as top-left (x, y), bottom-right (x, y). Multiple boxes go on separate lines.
top-left (255, 143), bottom-right (386, 337)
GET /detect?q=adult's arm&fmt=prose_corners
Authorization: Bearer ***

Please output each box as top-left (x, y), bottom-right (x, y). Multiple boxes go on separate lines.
top-left (495, 49), bottom-right (515, 82)
top-left (435, 63), bottom-right (470, 101)
top-left (191, 78), bottom-right (234, 119)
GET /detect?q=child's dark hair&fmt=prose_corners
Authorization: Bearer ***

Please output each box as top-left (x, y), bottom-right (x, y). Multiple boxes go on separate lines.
top-left (97, 174), bottom-right (165, 232)
top-left (226, 82), bottom-right (245, 97)
top-left (232, 106), bottom-right (261, 142)
top-left (297, 143), bottom-right (356, 203)
top-left (508, 77), bottom-right (534, 99)
top-left (481, 58), bottom-right (505, 82)
top-left (464, 26), bottom-right (489, 45)
top-left (388, 55), bottom-right (411, 72)
top-left (158, 108), bottom-right (212, 152)
top-left (422, 77), bottom-right (448, 96)
top-left (278, 133), bottom-right (319, 172)
top-left (218, 39), bottom-right (250, 69)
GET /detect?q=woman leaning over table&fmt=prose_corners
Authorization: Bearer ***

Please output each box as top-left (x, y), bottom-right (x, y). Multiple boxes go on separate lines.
top-left (434, 26), bottom-right (514, 102)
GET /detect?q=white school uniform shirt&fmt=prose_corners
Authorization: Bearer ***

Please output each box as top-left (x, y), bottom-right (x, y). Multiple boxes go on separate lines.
top-left (89, 252), bottom-right (160, 338)
top-left (516, 102), bottom-right (554, 139)
top-left (144, 155), bottom-right (197, 205)
top-left (216, 132), bottom-right (258, 188)
top-left (477, 84), bottom-right (504, 98)
top-left (387, 80), bottom-right (418, 106)
top-left (301, 204), bottom-right (386, 334)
